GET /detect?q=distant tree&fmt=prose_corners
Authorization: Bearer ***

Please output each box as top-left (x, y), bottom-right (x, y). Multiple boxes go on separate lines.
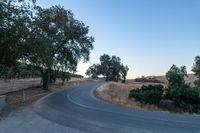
top-left (166, 65), bottom-right (187, 86)
top-left (85, 64), bottom-right (99, 79)
top-left (165, 64), bottom-right (200, 113)
top-left (99, 54), bottom-right (120, 81)
top-left (98, 54), bottom-right (111, 80)
top-left (86, 54), bottom-right (129, 82)
top-left (58, 72), bottom-right (71, 84)
top-left (165, 65), bottom-right (188, 100)
top-left (192, 56), bottom-right (200, 87)
top-left (120, 65), bottom-right (129, 83)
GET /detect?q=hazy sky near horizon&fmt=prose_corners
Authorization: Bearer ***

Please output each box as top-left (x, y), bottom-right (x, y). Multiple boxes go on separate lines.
top-left (37, 0), bottom-right (200, 79)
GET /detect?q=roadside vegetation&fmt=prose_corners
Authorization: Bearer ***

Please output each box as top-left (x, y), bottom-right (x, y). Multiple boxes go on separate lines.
top-left (1, 0), bottom-right (200, 114)
top-left (129, 56), bottom-right (200, 113)
top-left (86, 54), bottom-right (129, 83)
top-left (0, 0), bottom-right (94, 90)
top-left (129, 85), bottom-right (164, 105)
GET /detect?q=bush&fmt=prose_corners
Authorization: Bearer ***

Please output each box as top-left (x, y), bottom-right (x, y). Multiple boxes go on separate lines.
top-left (171, 87), bottom-right (200, 113)
top-left (164, 64), bottom-right (200, 113)
top-left (129, 84), bottom-right (164, 105)
top-left (164, 84), bottom-right (190, 100)
top-left (165, 81), bottom-right (200, 113)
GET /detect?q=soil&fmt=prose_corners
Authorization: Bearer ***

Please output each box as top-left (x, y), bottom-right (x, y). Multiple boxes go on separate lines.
top-left (0, 78), bottom-right (42, 95)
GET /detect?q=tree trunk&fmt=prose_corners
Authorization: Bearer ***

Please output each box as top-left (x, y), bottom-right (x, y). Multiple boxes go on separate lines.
top-left (41, 69), bottom-right (49, 90)
top-left (121, 76), bottom-right (126, 83)
top-left (47, 67), bottom-right (51, 84)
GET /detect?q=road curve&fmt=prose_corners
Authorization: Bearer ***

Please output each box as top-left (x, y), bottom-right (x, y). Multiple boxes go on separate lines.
top-left (33, 81), bottom-right (200, 133)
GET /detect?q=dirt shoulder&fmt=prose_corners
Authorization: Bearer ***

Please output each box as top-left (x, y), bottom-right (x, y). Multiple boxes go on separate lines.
top-left (94, 81), bottom-right (182, 113)
top-left (4, 80), bottom-right (94, 108)
top-left (0, 78), bottom-right (42, 95)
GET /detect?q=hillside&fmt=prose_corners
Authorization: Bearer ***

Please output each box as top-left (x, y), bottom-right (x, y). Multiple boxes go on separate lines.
top-left (132, 74), bottom-right (197, 85)
top-left (154, 74), bottom-right (197, 85)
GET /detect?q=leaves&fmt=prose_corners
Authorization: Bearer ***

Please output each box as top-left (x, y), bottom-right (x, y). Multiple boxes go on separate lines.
top-left (86, 54), bottom-right (129, 82)
top-left (166, 65), bottom-right (187, 88)
top-left (28, 6), bottom-right (94, 71)
top-left (165, 64), bottom-right (200, 113)
top-left (85, 64), bottom-right (100, 79)
top-left (0, 1), bottom-right (94, 89)
top-left (192, 56), bottom-right (200, 86)
top-left (129, 85), bottom-right (164, 105)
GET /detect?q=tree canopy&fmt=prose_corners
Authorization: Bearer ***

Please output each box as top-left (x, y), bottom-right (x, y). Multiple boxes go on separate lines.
top-left (0, 1), bottom-right (94, 89)
top-left (166, 65), bottom-right (187, 88)
top-left (0, 0), bottom-right (34, 67)
top-left (165, 65), bottom-right (188, 99)
top-left (165, 64), bottom-right (200, 113)
top-left (192, 56), bottom-right (200, 87)
top-left (85, 64), bottom-right (100, 79)
top-left (86, 54), bottom-right (129, 83)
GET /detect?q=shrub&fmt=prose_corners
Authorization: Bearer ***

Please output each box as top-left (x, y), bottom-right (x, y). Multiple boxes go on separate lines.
top-left (164, 84), bottom-right (190, 100)
top-left (129, 84), bottom-right (164, 105)
top-left (165, 65), bottom-right (200, 113)
top-left (165, 82), bottom-right (200, 113)
top-left (172, 87), bottom-right (200, 113)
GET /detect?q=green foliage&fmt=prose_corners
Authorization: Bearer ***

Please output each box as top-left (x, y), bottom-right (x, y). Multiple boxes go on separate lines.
top-left (86, 54), bottom-right (129, 82)
top-left (173, 87), bottom-right (200, 113)
top-left (165, 65), bottom-right (188, 99)
top-left (192, 56), bottom-right (200, 87)
top-left (128, 63), bottom-right (200, 113)
top-left (166, 65), bottom-right (187, 87)
top-left (28, 6), bottom-right (94, 71)
top-left (0, 1), bottom-right (34, 67)
top-left (165, 64), bottom-right (200, 113)
top-left (56, 71), bottom-right (69, 84)
top-left (85, 64), bottom-right (99, 79)
top-left (129, 85), bottom-right (164, 105)
top-left (29, 6), bottom-right (93, 89)
top-left (0, 2), bottom-right (94, 89)
top-left (0, 63), bottom-right (40, 79)
top-left (100, 54), bottom-right (122, 81)
top-left (0, 65), bottom-right (13, 79)
top-left (120, 65), bottom-right (129, 83)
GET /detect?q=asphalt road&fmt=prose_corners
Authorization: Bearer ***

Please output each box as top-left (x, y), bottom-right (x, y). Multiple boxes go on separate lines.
top-left (33, 80), bottom-right (200, 133)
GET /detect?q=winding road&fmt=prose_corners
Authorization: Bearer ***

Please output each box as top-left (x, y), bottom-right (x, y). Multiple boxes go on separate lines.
top-left (33, 80), bottom-right (200, 133)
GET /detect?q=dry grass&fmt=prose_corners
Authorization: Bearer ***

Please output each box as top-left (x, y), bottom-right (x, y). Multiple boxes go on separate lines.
top-left (95, 74), bottom-right (197, 113)
top-left (149, 74), bottom-right (197, 85)
top-left (95, 81), bottom-right (141, 106)
top-left (95, 81), bottom-right (182, 113)
top-left (95, 82), bottom-right (162, 110)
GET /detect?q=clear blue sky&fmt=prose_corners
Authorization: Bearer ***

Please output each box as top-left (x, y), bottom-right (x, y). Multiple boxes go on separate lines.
top-left (37, 0), bottom-right (200, 79)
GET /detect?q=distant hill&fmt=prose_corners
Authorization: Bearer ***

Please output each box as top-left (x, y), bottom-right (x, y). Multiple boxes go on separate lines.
top-left (134, 74), bottom-right (197, 85)
top-left (149, 74), bottom-right (197, 85)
